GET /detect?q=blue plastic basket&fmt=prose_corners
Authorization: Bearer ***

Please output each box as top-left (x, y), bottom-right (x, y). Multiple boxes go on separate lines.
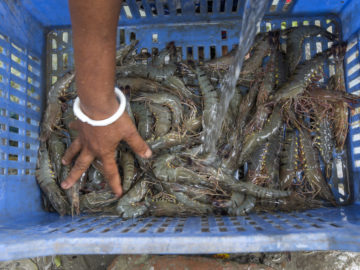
top-left (1, 0), bottom-right (360, 261)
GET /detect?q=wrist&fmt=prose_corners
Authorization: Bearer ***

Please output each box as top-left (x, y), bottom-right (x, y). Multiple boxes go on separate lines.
top-left (79, 93), bottom-right (119, 120)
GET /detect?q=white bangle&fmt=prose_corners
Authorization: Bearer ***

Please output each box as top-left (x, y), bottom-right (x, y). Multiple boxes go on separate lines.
top-left (73, 87), bottom-right (126, 127)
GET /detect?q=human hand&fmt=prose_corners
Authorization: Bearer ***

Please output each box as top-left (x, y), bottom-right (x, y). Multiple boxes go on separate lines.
top-left (60, 111), bottom-right (152, 197)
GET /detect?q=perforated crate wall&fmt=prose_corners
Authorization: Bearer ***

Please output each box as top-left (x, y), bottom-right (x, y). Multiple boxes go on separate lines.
top-left (0, 32), bottom-right (43, 216)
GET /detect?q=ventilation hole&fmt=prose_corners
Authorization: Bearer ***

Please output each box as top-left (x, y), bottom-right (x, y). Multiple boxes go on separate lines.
top-left (317, 218), bottom-right (325, 222)
top-left (11, 54), bottom-right (22, 65)
top-left (175, 228), bottom-right (182, 232)
top-left (176, 46), bottom-right (182, 61)
top-left (244, 216), bottom-right (251, 220)
top-left (219, 227), bottom-right (227, 232)
top-left (236, 227), bottom-right (245, 231)
top-left (52, 54), bottom-right (57, 71)
top-left (150, 3), bottom-right (158, 16)
top-left (49, 229), bottom-right (59, 233)
top-left (195, 2), bottom-right (200, 13)
top-left (10, 95), bottom-right (20, 104)
top-left (177, 223), bottom-right (184, 227)
top-left (83, 228), bottom-right (94, 233)
top-left (330, 223), bottom-right (342, 228)
top-left (130, 32), bottom-right (136, 41)
top-left (52, 76), bottom-right (57, 84)
top-left (10, 81), bottom-right (22, 91)
top-left (229, 217), bottom-right (237, 221)
top-left (9, 140), bottom-right (18, 147)
top-left (152, 33), bottom-right (158, 43)
top-left (120, 29), bottom-right (125, 45)
top-left (283, 0), bottom-right (292, 11)
top-left (306, 213), bottom-right (313, 217)
top-left (233, 222), bottom-right (240, 226)
top-left (232, 0), bottom-right (238, 12)
top-left (249, 221), bottom-right (257, 225)
top-left (11, 43), bottom-right (24, 53)
top-left (266, 22), bottom-right (272, 32)
top-left (305, 43), bottom-right (311, 60)
top-left (198, 46), bottom-right (204, 62)
top-left (274, 225), bottom-right (283, 230)
top-left (311, 224), bottom-right (322, 229)
top-left (63, 53), bottom-right (69, 70)
top-left (217, 222), bottom-right (225, 226)
top-left (121, 228), bottom-right (130, 233)
top-left (220, 0), bottom-right (225, 12)
top-left (210, 46), bottom-right (216, 59)
top-left (255, 227), bottom-right (263, 231)
top-left (207, 0), bottom-right (213, 12)
top-left (9, 126), bottom-right (19, 134)
top-left (187, 47), bottom-right (193, 60)
top-left (123, 4), bottom-right (133, 18)
top-left (270, 0), bottom-right (279, 12)
top-left (293, 225), bottom-right (302, 229)
top-left (201, 228), bottom-right (210, 232)
top-left (157, 228), bottom-right (165, 233)
top-left (62, 32), bottom-right (69, 43)
top-left (8, 154), bottom-right (17, 161)
top-left (65, 229), bottom-right (76, 233)
top-left (28, 54), bottom-right (40, 63)
top-left (51, 38), bottom-right (57, 50)
top-left (176, 5), bottom-right (182, 14)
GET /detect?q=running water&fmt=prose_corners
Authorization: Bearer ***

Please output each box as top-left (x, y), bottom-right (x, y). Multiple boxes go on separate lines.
top-left (202, 0), bottom-right (270, 156)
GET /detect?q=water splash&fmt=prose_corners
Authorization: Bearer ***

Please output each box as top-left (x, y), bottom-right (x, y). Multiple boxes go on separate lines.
top-left (202, 0), bottom-right (270, 155)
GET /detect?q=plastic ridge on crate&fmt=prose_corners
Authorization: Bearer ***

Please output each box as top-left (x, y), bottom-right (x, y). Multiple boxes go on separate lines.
top-left (1, 0), bottom-right (360, 261)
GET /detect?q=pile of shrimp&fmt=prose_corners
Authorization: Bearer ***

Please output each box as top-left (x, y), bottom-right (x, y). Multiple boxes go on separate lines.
top-left (37, 25), bottom-right (357, 218)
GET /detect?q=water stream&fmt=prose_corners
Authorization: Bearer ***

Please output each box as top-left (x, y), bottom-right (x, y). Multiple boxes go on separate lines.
top-left (202, 0), bottom-right (270, 156)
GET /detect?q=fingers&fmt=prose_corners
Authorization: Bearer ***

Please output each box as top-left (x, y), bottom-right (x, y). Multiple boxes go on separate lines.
top-left (101, 155), bottom-right (123, 197)
top-left (124, 128), bottom-right (152, 159)
top-left (61, 150), bottom-right (94, 189)
top-left (62, 137), bottom-right (82, 165)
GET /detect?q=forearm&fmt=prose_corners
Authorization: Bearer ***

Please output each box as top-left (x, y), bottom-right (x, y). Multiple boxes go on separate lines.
top-left (68, 0), bottom-right (122, 120)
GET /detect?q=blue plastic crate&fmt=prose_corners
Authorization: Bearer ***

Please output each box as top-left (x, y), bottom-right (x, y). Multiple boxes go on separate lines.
top-left (1, 0), bottom-right (360, 261)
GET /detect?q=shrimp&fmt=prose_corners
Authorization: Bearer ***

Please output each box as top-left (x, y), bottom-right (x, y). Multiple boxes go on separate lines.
top-left (36, 143), bottom-right (70, 216)
top-left (272, 48), bottom-right (333, 103)
top-left (285, 25), bottom-right (337, 74)
top-left (131, 102), bottom-right (154, 140)
top-left (40, 71), bottom-right (75, 141)
top-left (134, 92), bottom-right (183, 127)
top-left (239, 106), bottom-right (283, 164)
top-left (148, 103), bottom-right (172, 137)
top-left (48, 133), bottom-right (65, 183)
top-left (299, 127), bottom-right (336, 204)
top-left (120, 150), bottom-right (136, 193)
top-left (116, 178), bottom-right (149, 218)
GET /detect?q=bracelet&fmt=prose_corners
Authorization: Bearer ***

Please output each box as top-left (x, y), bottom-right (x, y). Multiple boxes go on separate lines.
top-left (73, 87), bottom-right (126, 127)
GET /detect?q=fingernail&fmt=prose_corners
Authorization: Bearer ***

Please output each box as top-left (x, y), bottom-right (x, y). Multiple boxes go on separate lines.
top-left (144, 149), bottom-right (152, 158)
top-left (62, 159), bottom-right (67, 165)
top-left (61, 182), bottom-right (69, 189)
